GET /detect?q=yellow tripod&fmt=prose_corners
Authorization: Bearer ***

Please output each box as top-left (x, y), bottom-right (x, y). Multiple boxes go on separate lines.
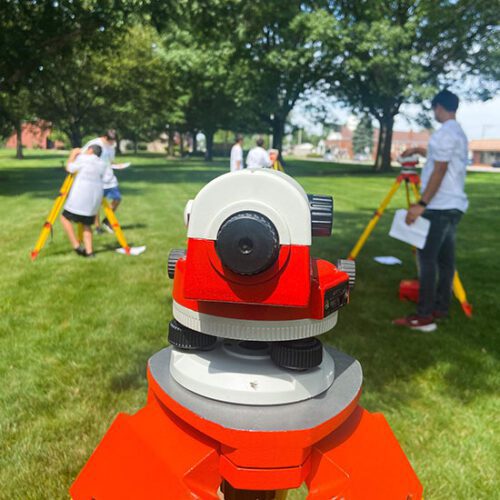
top-left (31, 173), bottom-right (131, 260)
top-left (348, 170), bottom-right (472, 317)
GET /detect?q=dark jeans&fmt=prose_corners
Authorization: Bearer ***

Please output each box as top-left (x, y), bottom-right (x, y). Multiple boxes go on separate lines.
top-left (417, 209), bottom-right (463, 317)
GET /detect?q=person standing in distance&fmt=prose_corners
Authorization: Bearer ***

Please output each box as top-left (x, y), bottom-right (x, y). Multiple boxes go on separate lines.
top-left (82, 129), bottom-right (121, 233)
top-left (246, 137), bottom-right (272, 169)
top-left (393, 89), bottom-right (468, 332)
top-left (230, 134), bottom-right (244, 172)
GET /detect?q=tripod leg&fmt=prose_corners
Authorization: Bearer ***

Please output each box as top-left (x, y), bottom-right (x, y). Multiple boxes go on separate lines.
top-left (70, 404), bottom-right (221, 499)
top-left (306, 406), bottom-right (422, 499)
top-left (404, 179), bottom-right (411, 208)
top-left (102, 198), bottom-right (130, 254)
top-left (453, 271), bottom-right (472, 317)
top-left (31, 173), bottom-right (75, 260)
top-left (411, 184), bottom-right (420, 202)
top-left (77, 223), bottom-right (83, 245)
top-left (348, 179), bottom-right (401, 260)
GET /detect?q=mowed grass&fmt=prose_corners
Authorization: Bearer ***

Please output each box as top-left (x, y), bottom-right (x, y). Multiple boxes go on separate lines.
top-left (0, 148), bottom-right (498, 499)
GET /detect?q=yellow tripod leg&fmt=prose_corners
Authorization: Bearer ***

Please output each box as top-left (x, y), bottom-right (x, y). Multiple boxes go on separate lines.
top-left (275, 490), bottom-right (288, 500)
top-left (348, 179), bottom-right (401, 260)
top-left (453, 272), bottom-right (472, 317)
top-left (102, 198), bottom-right (130, 254)
top-left (410, 181), bottom-right (420, 202)
top-left (31, 173), bottom-right (75, 260)
top-left (77, 223), bottom-right (84, 245)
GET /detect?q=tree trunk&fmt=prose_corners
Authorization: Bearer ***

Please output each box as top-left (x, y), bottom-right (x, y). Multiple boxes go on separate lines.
top-left (374, 114), bottom-right (394, 172)
top-left (271, 117), bottom-right (284, 153)
top-left (15, 121), bottom-right (23, 159)
top-left (191, 130), bottom-right (198, 153)
top-left (69, 126), bottom-right (82, 148)
top-left (115, 131), bottom-right (121, 155)
top-left (204, 129), bottom-right (214, 161)
top-left (167, 127), bottom-right (175, 157)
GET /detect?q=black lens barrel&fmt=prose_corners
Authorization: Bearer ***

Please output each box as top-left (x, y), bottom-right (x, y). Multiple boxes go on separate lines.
top-left (216, 211), bottom-right (280, 276)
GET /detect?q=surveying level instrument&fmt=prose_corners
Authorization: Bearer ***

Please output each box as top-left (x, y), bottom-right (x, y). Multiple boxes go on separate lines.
top-left (31, 173), bottom-right (132, 260)
top-left (347, 156), bottom-right (472, 317)
top-left (71, 169), bottom-right (422, 499)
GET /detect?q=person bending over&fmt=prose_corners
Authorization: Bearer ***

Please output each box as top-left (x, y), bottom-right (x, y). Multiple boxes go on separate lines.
top-left (60, 145), bottom-right (107, 258)
top-left (393, 89), bottom-right (468, 332)
top-left (82, 129), bottom-right (121, 233)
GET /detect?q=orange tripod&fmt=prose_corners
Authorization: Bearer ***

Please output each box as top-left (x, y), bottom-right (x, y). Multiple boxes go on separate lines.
top-left (70, 347), bottom-right (422, 499)
top-left (348, 170), bottom-right (472, 317)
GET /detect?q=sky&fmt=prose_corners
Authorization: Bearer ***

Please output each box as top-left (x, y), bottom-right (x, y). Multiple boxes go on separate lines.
top-left (291, 94), bottom-right (500, 141)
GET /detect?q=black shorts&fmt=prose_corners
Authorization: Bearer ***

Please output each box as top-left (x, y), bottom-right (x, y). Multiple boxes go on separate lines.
top-left (62, 210), bottom-right (95, 226)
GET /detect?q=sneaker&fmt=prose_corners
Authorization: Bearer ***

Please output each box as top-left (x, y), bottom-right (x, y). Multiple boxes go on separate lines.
top-left (392, 314), bottom-right (437, 332)
top-left (102, 218), bottom-right (114, 234)
top-left (74, 245), bottom-right (86, 256)
top-left (84, 252), bottom-right (96, 258)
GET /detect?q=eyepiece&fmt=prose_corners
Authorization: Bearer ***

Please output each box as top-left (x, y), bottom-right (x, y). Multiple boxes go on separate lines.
top-left (216, 211), bottom-right (279, 275)
top-left (308, 194), bottom-right (333, 237)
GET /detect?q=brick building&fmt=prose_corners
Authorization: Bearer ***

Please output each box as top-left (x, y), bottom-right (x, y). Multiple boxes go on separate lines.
top-left (325, 125), bottom-right (431, 160)
top-left (469, 139), bottom-right (500, 166)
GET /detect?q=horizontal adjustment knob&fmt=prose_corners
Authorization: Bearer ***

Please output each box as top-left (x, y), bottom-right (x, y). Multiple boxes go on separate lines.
top-left (168, 248), bottom-right (186, 279)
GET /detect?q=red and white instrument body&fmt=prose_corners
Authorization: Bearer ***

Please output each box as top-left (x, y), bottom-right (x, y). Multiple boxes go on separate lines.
top-left (172, 169), bottom-right (350, 341)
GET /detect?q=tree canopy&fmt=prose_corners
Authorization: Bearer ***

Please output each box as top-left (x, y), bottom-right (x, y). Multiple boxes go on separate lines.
top-left (0, 0), bottom-right (498, 165)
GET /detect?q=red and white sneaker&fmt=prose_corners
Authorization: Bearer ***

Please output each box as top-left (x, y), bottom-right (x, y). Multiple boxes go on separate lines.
top-left (392, 314), bottom-right (437, 332)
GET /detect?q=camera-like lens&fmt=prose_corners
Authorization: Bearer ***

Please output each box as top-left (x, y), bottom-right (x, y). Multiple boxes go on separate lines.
top-left (216, 211), bottom-right (279, 275)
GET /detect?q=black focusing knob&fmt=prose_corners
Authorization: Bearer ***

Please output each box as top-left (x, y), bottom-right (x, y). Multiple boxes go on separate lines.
top-left (216, 211), bottom-right (279, 275)
top-left (308, 194), bottom-right (333, 237)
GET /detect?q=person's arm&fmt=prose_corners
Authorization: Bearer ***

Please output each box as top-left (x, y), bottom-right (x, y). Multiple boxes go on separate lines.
top-left (401, 146), bottom-right (427, 157)
top-left (406, 161), bottom-right (448, 224)
top-left (66, 148), bottom-right (81, 172)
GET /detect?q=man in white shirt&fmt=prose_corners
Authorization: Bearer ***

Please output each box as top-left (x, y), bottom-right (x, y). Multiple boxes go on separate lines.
top-left (394, 89), bottom-right (468, 332)
top-left (230, 134), bottom-right (244, 172)
top-left (82, 130), bottom-right (121, 233)
top-left (61, 145), bottom-right (107, 257)
top-left (246, 138), bottom-right (272, 169)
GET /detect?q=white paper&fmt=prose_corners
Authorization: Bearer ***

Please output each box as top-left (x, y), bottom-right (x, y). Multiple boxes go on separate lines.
top-left (389, 209), bottom-right (430, 250)
top-left (112, 162), bottom-right (131, 170)
top-left (374, 256), bottom-right (403, 265)
top-left (115, 245), bottom-right (146, 256)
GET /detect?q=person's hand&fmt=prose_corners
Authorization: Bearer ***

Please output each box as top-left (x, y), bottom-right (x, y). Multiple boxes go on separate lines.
top-left (401, 148), bottom-right (415, 157)
top-left (406, 203), bottom-right (425, 224)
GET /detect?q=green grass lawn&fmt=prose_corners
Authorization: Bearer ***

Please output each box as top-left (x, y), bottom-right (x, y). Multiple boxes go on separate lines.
top-left (0, 148), bottom-right (498, 499)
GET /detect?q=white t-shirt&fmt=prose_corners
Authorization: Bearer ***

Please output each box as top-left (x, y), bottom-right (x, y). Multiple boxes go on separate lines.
top-left (64, 154), bottom-right (107, 216)
top-left (421, 119), bottom-right (468, 212)
top-left (246, 146), bottom-right (272, 169)
top-left (230, 143), bottom-right (243, 172)
top-left (82, 138), bottom-right (118, 189)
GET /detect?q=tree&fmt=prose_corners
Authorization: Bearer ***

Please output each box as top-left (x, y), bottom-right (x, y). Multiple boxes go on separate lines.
top-left (0, 1), bottom-right (131, 153)
top-left (314, 0), bottom-right (500, 171)
top-left (234, 1), bottom-right (329, 152)
top-left (30, 43), bottom-right (111, 147)
top-left (0, 88), bottom-right (32, 159)
top-left (352, 115), bottom-right (373, 156)
top-left (104, 26), bottom-right (188, 153)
